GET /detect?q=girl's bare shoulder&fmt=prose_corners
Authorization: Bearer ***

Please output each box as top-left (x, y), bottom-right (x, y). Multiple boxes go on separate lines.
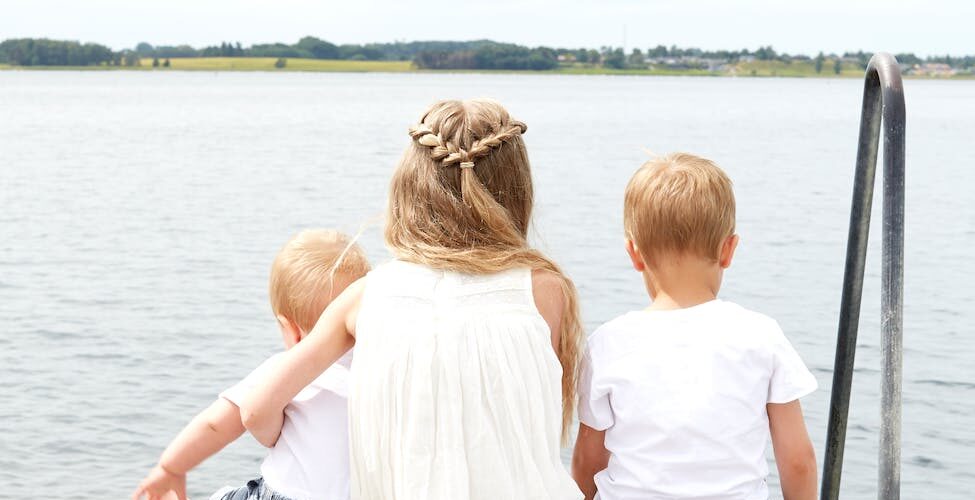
top-left (531, 269), bottom-right (566, 332)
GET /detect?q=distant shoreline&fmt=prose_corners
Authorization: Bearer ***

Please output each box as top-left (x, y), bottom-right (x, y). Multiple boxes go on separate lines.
top-left (2, 57), bottom-right (972, 79)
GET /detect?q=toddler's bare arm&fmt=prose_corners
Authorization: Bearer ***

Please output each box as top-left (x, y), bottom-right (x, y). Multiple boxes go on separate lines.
top-left (132, 398), bottom-right (245, 499)
top-left (768, 400), bottom-right (817, 500)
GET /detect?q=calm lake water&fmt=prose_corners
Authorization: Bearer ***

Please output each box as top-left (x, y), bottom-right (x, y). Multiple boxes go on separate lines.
top-left (1, 71), bottom-right (973, 499)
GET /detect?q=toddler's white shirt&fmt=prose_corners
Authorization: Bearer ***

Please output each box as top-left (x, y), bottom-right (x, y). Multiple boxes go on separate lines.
top-left (222, 350), bottom-right (352, 500)
top-left (578, 300), bottom-right (817, 500)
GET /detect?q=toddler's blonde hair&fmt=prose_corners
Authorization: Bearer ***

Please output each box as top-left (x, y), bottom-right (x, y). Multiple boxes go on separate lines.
top-left (385, 98), bottom-right (582, 441)
top-left (269, 229), bottom-right (370, 333)
top-left (624, 153), bottom-right (736, 261)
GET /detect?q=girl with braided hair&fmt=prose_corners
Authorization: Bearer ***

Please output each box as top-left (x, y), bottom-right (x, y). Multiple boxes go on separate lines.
top-left (240, 99), bottom-right (584, 500)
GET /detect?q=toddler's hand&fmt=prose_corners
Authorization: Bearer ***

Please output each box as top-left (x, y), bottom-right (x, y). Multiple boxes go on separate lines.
top-left (131, 464), bottom-right (187, 500)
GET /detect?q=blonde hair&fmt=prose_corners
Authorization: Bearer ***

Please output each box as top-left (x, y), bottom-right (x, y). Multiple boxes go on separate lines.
top-left (269, 229), bottom-right (370, 333)
top-left (624, 152), bottom-right (736, 261)
top-left (385, 98), bottom-right (582, 441)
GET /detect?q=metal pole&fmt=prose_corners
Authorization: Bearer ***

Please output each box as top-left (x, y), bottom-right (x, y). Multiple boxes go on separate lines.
top-left (877, 53), bottom-right (905, 500)
top-left (820, 52), bottom-right (905, 500)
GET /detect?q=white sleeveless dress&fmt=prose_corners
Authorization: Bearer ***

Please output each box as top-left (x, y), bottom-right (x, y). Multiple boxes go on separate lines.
top-left (349, 260), bottom-right (582, 500)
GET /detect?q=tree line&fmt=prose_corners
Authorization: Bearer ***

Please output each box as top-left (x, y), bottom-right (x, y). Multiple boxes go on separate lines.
top-left (414, 44), bottom-right (559, 70)
top-left (2, 37), bottom-right (972, 72)
top-left (0, 38), bottom-right (116, 66)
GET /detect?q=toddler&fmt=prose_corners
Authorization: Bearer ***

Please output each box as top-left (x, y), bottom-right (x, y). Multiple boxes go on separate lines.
top-left (132, 229), bottom-right (369, 500)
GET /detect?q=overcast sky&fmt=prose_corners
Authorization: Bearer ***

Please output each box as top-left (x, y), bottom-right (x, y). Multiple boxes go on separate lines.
top-left (4, 0), bottom-right (970, 57)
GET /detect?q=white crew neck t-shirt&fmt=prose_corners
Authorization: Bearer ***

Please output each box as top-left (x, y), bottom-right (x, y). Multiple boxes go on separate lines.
top-left (578, 300), bottom-right (817, 500)
top-left (221, 350), bottom-right (353, 500)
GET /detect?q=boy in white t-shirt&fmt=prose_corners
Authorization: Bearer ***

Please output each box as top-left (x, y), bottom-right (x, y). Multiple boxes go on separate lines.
top-left (572, 153), bottom-right (818, 500)
top-left (132, 229), bottom-right (370, 500)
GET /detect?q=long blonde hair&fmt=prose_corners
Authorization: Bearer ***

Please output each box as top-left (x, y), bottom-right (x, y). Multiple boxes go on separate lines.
top-left (385, 98), bottom-right (581, 441)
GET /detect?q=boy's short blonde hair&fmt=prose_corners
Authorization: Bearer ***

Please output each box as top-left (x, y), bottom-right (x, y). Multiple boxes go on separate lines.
top-left (269, 229), bottom-right (370, 333)
top-left (624, 153), bottom-right (736, 261)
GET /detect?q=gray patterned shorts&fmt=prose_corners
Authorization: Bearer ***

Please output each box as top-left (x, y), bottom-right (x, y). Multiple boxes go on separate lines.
top-left (210, 477), bottom-right (295, 500)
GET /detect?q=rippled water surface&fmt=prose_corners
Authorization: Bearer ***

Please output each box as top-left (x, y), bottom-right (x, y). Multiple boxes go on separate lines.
top-left (1, 71), bottom-right (973, 499)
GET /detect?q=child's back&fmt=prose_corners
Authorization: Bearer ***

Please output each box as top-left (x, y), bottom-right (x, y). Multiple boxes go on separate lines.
top-left (581, 300), bottom-right (815, 499)
top-left (352, 261), bottom-right (577, 499)
top-left (572, 153), bottom-right (818, 500)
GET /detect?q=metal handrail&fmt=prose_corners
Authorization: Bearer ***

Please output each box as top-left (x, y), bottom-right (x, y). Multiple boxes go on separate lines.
top-left (820, 53), bottom-right (905, 500)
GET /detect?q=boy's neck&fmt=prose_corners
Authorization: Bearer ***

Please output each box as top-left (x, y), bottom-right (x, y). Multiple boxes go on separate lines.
top-left (643, 253), bottom-right (723, 311)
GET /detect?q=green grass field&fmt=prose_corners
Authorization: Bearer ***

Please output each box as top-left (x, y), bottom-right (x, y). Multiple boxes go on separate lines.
top-left (555, 65), bottom-right (717, 77)
top-left (144, 58), bottom-right (715, 76)
top-left (732, 59), bottom-right (864, 78)
top-left (549, 59), bottom-right (866, 78)
top-left (140, 57), bottom-right (413, 72)
top-left (1, 57), bottom-right (969, 79)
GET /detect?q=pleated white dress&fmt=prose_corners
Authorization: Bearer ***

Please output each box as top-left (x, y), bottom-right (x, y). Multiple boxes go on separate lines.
top-left (349, 260), bottom-right (582, 500)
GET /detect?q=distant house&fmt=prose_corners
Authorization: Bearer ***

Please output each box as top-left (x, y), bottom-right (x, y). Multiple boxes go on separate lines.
top-left (646, 56), bottom-right (717, 70)
top-left (647, 57), bottom-right (681, 66)
top-left (702, 58), bottom-right (725, 71)
top-left (909, 63), bottom-right (956, 77)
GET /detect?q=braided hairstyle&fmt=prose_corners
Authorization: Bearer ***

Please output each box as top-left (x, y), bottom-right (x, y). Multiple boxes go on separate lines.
top-left (385, 99), bottom-right (582, 442)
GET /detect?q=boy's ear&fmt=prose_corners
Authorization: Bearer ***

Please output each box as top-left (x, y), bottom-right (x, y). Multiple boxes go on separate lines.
top-left (719, 234), bottom-right (740, 269)
top-left (625, 239), bottom-right (647, 272)
top-left (276, 314), bottom-right (302, 346)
